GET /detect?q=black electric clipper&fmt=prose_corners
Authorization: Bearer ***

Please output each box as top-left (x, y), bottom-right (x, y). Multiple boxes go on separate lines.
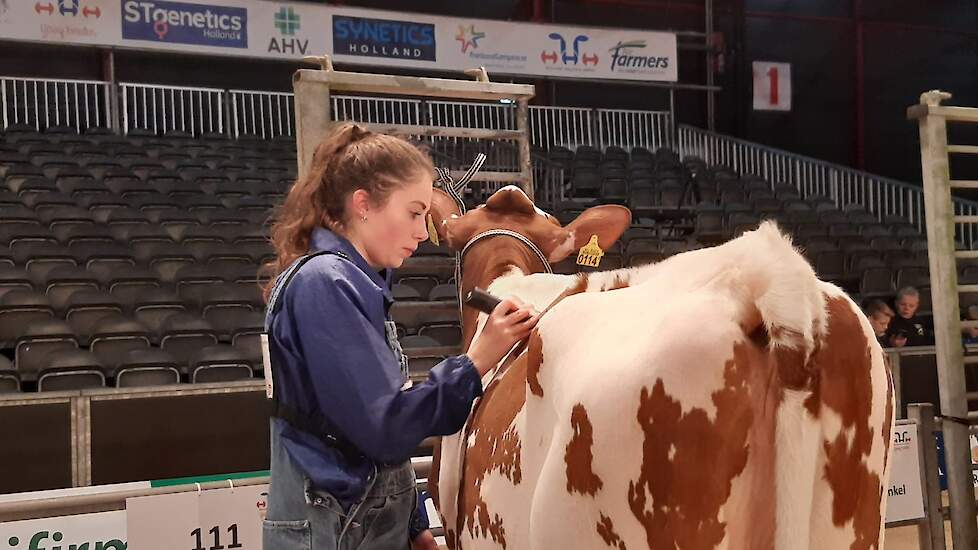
top-left (463, 287), bottom-right (502, 314)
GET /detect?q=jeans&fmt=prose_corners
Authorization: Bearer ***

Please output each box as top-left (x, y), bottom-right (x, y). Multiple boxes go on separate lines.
top-left (262, 421), bottom-right (417, 550)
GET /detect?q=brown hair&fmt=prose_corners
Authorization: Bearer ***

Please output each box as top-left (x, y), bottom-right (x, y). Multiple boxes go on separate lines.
top-left (864, 299), bottom-right (894, 318)
top-left (262, 122), bottom-right (434, 302)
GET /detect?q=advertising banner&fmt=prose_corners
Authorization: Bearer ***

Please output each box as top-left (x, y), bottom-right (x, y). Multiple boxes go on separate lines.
top-left (0, 511), bottom-right (127, 550)
top-left (884, 422), bottom-right (925, 524)
top-left (0, 1), bottom-right (678, 82)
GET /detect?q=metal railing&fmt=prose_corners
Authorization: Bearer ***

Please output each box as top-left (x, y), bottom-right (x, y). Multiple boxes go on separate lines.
top-left (528, 105), bottom-right (594, 151)
top-left (677, 124), bottom-right (978, 247)
top-left (595, 108), bottom-right (671, 151)
top-left (528, 106), bottom-right (672, 152)
top-left (429, 98), bottom-right (516, 130)
top-left (229, 89), bottom-right (294, 139)
top-left (332, 94), bottom-right (423, 126)
top-left (120, 82), bottom-right (225, 137)
top-left (0, 76), bottom-right (112, 133)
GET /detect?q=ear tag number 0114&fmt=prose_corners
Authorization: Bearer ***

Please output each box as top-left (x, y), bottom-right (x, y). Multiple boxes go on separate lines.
top-left (576, 235), bottom-right (604, 268)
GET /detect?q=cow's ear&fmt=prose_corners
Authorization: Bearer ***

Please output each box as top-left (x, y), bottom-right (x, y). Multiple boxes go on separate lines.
top-left (549, 205), bottom-right (632, 262)
top-left (428, 188), bottom-right (484, 251)
top-left (428, 188), bottom-right (464, 249)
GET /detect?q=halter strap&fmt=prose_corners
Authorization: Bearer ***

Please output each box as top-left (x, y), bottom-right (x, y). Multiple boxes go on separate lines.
top-left (459, 229), bottom-right (553, 275)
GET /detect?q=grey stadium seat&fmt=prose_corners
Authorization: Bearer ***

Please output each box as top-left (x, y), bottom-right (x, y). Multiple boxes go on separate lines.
top-left (89, 314), bottom-right (154, 370)
top-left (115, 348), bottom-right (182, 388)
top-left (190, 344), bottom-right (253, 384)
top-left (37, 349), bottom-right (106, 392)
top-left (15, 318), bottom-right (79, 382)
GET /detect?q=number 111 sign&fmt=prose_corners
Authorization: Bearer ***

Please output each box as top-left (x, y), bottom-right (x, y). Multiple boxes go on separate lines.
top-left (753, 61), bottom-right (791, 112)
top-left (126, 484), bottom-right (267, 550)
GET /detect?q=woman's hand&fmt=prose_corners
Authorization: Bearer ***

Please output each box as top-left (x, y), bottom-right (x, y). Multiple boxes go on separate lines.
top-left (467, 297), bottom-right (539, 377)
top-left (411, 530), bottom-right (439, 550)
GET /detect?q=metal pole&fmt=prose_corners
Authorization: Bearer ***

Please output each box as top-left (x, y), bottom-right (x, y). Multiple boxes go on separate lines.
top-left (706, 0), bottom-right (715, 131)
top-left (1, 80), bottom-right (7, 131)
top-left (907, 403), bottom-right (946, 550)
top-left (909, 92), bottom-right (978, 549)
top-left (669, 88), bottom-right (677, 149)
top-left (516, 98), bottom-right (533, 199)
top-left (888, 351), bottom-right (903, 419)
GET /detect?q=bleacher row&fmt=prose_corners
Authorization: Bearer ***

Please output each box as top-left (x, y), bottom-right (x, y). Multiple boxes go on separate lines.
top-left (545, 144), bottom-right (961, 315)
top-left (0, 125), bottom-right (467, 392)
top-left (0, 124), bottom-right (959, 394)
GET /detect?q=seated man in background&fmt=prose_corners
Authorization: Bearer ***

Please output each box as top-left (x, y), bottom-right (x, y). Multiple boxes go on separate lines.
top-left (885, 286), bottom-right (932, 347)
top-left (864, 298), bottom-right (894, 347)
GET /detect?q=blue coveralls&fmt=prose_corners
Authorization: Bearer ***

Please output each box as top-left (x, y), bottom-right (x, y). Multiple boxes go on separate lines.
top-left (262, 227), bottom-right (483, 549)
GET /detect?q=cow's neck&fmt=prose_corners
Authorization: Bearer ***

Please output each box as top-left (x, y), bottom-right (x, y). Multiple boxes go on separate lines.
top-left (458, 237), bottom-right (546, 351)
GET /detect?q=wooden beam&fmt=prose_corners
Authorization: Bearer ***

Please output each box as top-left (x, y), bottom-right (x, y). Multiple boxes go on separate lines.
top-left (449, 170), bottom-right (529, 183)
top-left (363, 123), bottom-right (523, 140)
top-left (294, 69), bottom-right (535, 102)
top-left (950, 180), bottom-right (978, 189)
top-left (948, 145), bottom-right (978, 155)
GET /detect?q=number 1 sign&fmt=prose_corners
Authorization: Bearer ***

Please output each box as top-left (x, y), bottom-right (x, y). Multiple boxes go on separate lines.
top-left (752, 61), bottom-right (791, 112)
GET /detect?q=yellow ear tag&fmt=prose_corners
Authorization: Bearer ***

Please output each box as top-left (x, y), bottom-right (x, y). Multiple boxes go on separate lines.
top-left (426, 214), bottom-right (440, 246)
top-left (576, 235), bottom-right (604, 267)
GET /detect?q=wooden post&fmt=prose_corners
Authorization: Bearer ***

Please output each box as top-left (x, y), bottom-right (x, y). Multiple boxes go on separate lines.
top-left (908, 90), bottom-right (978, 549)
top-left (292, 60), bottom-right (534, 182)
top-left (100, 49), bottom-right (120, 133)
top-left (292, 76), bottom-right (331, 180)
top-left (908, 403), bottom-right (947, 550)
top-left (888, 350), bottom-right (903, 418)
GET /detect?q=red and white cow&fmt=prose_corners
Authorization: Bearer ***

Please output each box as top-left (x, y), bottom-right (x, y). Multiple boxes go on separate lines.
top-left (428, 185), bottom-right (895, 550)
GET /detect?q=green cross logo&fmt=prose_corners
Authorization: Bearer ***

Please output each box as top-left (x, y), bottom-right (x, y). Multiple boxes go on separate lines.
top-left (274, 7), bottom-right (300, 36)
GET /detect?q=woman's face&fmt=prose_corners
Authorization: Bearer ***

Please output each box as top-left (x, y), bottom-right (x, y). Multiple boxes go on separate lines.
top-left (355, 171), bottom-right (433, 269)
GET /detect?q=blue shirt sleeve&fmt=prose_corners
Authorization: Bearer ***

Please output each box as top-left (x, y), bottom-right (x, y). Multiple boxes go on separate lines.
top-left (283, 256), bottom-right (483, 464)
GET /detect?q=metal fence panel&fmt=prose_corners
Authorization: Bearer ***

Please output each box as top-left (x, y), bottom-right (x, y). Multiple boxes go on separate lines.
top-left (1, 77), bottom-right (111, 133)
top-left (120, 82), bottom-right (225, 137)
top-left (230, 89), bottom-right (295, 139)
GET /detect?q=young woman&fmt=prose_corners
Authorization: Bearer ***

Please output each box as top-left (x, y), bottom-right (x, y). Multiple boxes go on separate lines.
top-left (261, 122), bottom-right (537, 549)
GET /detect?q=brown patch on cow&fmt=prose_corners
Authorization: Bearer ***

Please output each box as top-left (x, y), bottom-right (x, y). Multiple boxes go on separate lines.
top-left (457, 350), bottom-right (530, 547)
top-left (565, 403), bottom-right (603, 496)
top-left (444, 528), bottom-right (458, 550)
top-left (596, 514), bottom-right (627, 550)
top-left (565, 272), bottom-right (589, 296)
top-left (526, 329), bottom-right (545, 397)
top-left (804, 295), bottom-right (883, 550)
top-left (882, 359), bottom-right (894, 473)
top-left (774, 339), bottom-right (813, 392)
top-left (605, 273), bottom-right (630, 291)
top-left (880, 361), bottom-right (894, 472)
top-left (627, 342), bottom-right (755, 550)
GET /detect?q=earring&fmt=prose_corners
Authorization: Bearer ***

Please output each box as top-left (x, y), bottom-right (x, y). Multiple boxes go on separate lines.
top-left (361, 215), bottom-right (368, 223)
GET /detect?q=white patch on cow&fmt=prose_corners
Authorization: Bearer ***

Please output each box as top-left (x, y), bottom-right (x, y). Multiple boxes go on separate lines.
top-left (548, 231), bottom-right (578, 263)
top-left (774, 388), bottom-right (822, 549)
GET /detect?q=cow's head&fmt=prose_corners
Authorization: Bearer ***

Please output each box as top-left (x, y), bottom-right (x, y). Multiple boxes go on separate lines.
top-left (429, 185), bottom-right (631, 269)
top-left (429, 184), bottom-right (630, 356)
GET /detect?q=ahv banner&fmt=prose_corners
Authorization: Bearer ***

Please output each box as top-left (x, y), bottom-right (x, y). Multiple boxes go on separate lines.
top-left (0, 0), bottom-right (678, 82)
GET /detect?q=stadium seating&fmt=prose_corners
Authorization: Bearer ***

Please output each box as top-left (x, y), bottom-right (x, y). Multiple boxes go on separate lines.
top-left (0, 126), bottom-right (941, 393)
